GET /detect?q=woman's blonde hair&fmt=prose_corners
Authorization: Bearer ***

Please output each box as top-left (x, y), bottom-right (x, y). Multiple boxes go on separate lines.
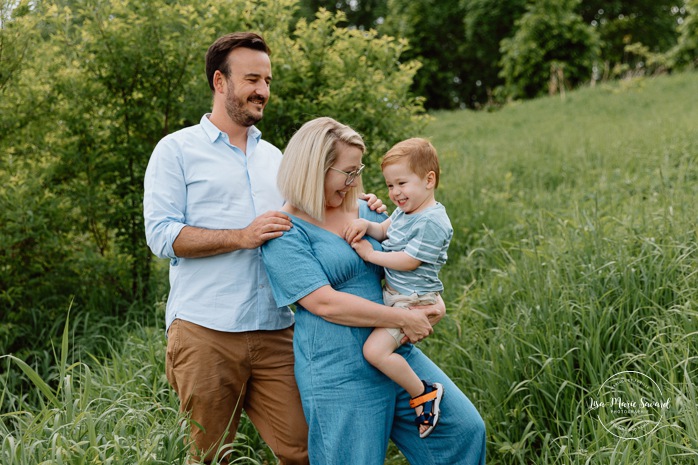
top-left (278, 117), bottom-right (365, 221)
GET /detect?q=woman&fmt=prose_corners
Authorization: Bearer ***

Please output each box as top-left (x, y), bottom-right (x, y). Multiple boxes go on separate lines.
top-left (262, 117), bottom-right (486, 464)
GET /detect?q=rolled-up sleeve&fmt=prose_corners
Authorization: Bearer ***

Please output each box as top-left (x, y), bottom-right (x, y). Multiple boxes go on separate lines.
top-left (143, 137), bottom-right (187, 260)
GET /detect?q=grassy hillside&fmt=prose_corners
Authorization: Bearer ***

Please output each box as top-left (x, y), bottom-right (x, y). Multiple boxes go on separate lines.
top-left (2, 72), bottom-right (697, 464)
top-left (425, 72), bottom-right (698, 464)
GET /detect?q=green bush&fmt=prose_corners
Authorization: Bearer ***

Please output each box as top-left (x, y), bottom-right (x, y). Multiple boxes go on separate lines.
top-left (670, 0), bottom-right (698, 69)
top-left (261, 7), bottom-right (428, 190)
top-left (499, 0), bottom-right (600, 100)
top-left (0, 0), bottom-right (426, 357)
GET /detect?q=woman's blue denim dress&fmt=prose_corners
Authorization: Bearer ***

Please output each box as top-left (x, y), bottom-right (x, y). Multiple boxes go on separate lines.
top-left (262, 202), bottom-right (485, 465)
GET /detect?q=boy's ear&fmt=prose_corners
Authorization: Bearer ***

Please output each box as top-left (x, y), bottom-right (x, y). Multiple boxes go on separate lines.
top-left (426, 171), bottom-right (437, 188)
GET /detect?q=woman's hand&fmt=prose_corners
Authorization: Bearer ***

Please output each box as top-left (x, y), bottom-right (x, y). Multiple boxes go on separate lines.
top-left (400, 295), bottom-right (446, 344)
top-left (400, 308), bottom-right (434, 343)
top-left (417, 294), bottom-right (446, 326)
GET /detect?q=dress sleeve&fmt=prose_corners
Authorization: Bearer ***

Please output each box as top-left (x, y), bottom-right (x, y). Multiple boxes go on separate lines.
top-left (261, 225), bottom-right (331, 307)
top-left (359, 199), bottom-right (390, 224)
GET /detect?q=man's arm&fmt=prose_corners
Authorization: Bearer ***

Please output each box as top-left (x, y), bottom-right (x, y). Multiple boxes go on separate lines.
top-left (359, 192), bottom-right (388, 214)
top-left (172, 211), bottom-right (292, 258)
top-left (144, 137), bottom-right (291, 259)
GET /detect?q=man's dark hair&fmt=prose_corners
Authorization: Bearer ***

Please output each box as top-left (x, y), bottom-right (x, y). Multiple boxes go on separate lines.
top-left (205, 32), bottom-right (271, 91)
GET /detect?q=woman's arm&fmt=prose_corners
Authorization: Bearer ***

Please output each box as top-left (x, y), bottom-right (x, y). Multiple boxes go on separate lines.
top-left (298, 285), bottom-right (437, 342)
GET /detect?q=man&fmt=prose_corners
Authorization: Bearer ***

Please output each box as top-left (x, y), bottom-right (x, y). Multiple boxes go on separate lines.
top-left (144, 32), bottom-right (384, 464)
top-left (143, 32), bottom-right (305, 464)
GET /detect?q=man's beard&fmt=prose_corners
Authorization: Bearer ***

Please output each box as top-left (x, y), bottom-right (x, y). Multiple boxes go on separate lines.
top-left (225, 87), bottom-right (265, 127)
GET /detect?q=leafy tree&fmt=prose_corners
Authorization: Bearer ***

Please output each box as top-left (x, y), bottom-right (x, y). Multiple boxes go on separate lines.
top-left (499, 0), bottom-right (600, 100)
top-left (577, 0), bottom-right (684, 78)
top-left (297, 0), bottom-right (686, 108)
top-left (297, 0), bottom-right (388, 30)
top-left (380, 0), bottom-right (472, 109)
top-left (670, 0), bottom-right (698, 68)
top-left (0, 0), bottom-right (426, 355)
top-left (0, 0), bottom-right (77, 352)
top-left (34, 0), bottom-right (218, 319)
top-left (461, 0), bottom-right (528, 107)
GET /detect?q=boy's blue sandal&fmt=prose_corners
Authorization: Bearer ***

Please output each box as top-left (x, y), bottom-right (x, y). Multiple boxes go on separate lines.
top-left (409, 380), bottom-right (444, 439)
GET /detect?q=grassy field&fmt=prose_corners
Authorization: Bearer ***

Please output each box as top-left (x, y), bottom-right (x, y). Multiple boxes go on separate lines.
top-left (428, 71), bottom-right (698, 464)
top-left (2, 72), bottom-right (698, 464)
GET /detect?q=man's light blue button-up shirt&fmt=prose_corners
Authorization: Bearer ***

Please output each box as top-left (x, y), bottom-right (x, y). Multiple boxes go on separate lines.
top-left (144, 114), bottom-right (294, 333)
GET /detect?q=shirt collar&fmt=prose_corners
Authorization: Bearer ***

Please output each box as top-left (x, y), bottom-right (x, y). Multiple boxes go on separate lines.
top-left (200, 113), bottom-right (262, 144)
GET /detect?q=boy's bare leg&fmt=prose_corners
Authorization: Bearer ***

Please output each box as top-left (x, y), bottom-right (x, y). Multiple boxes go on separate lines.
top-left (363, 328), bottom-right (431, 435)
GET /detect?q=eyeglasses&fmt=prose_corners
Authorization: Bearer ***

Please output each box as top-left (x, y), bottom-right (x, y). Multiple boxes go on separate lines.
top-left (329, 164), bottom-right (365, 186)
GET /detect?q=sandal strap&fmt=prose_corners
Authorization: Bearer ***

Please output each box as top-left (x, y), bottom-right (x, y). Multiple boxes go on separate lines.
top-left (409, 388), bottom-right (438, 409)
top-left (414, 412), bottom-right (435, 426)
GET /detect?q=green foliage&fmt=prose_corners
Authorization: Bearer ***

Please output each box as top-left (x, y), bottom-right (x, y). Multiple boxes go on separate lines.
top-left (297, 0), bottom-right (388, 29)
top-left (619, 41), bottom-right (671, 78)
top-left (0, 314), bottom-right (285, 464)
top-left (1, 318), bottom-right (189, 464)
top-left (44, 0), bottom-right (217, 304)
top-left (4, 72), bottom-right (698, 465)
top-left (2, 71), bottom-right (698, 465)
top-left (499, 0), bottom-right (600, 100)
top-left (0, 3), bottom-right (108, 353)
top-left (461, 0), bottom-right (528, 107)
top-left (427, 71), bottom-right (698, 464)
top-left (380, 0), bottom-right (471, 109)
top-left (578, 0), bottom-right (684, 77)
top-left (299, 0), bottom-right (688, 108)
top-left (0, 160), bottom-right (81, 351)
top-left (262, 8), bottom-right (427, 190)
top-left (0, 0), bottom-right (426, 356)
top-left (0, 1), bottom-right (32, 96)
top-left (671, 0), bottom-right (698, 69)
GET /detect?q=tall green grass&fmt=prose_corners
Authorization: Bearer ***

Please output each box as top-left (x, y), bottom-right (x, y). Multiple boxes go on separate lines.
top-left (1, 314), bottom-right (275, 464)
top-left (427, 72), bottom-right (698, 464)
top-left (2, 72), bottom-right (697, 464)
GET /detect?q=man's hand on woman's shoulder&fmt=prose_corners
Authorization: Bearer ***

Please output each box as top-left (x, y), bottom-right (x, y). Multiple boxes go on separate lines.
top-left (360, 193), bottom-right (387, 214)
